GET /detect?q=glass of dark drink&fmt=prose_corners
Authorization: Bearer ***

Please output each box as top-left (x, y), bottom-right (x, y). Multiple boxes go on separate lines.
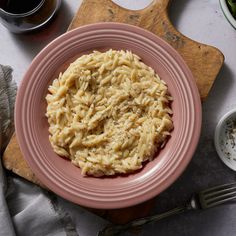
top-left (0, 0), bottom-right (61, 33)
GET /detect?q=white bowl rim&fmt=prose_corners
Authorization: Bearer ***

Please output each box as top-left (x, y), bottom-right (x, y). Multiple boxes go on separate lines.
top-left (219, 0), bottom-right (236, 29)
top-left (214, 108), bottom-right (236, 171)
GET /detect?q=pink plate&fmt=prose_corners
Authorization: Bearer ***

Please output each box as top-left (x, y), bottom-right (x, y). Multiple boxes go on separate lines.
top-left (15, 23), bottom-right (202, 209)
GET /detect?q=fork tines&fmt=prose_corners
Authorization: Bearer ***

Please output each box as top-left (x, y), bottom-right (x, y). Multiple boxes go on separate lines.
top-left (199, 182), bottom-right (236, 209)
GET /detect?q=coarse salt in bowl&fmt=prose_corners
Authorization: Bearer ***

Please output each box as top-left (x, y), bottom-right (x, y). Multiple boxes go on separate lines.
top-left (215, 108), bottom-right (236, 171)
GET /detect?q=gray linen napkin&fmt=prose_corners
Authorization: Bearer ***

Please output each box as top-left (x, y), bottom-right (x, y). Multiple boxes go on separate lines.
top-left (0, 65), bottom-right (78, 236)
top-left (0, 65), bottom-right (16, 236)
top-left (0, 65), bottom-right (16, 152)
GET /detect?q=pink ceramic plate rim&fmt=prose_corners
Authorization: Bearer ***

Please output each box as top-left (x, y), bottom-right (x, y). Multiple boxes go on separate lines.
top-left (15, 22), bottom-right (202, 209)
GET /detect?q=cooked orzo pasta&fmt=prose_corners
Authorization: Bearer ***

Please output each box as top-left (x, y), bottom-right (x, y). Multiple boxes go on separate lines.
top-left (46, 49), bottom-right (173, 177)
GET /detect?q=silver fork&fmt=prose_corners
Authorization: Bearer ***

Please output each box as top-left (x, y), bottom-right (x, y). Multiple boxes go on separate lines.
top-left (98, 182), bottom-right (236, 236)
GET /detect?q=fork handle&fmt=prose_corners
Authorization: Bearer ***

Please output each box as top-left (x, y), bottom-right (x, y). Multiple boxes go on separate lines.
top-left (129, 206), bottom-right (187, 227)
top-left (123, 206), bottom-right (187, 228)
top-left (99, 206), bottom-right (189, 236)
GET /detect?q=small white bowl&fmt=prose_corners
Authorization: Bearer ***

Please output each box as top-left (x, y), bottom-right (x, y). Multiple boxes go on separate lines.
top-left (215, 109), bottom-right (236, 171)
top-left (220, 0), bottom-right (236, 29)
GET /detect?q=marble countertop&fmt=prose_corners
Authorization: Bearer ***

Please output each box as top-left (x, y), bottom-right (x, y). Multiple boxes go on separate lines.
top-left (1, 0), bottom-right (236, 235)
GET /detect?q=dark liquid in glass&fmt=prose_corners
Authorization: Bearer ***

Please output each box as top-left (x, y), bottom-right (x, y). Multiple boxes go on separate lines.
top-left (0, 0), bottom-right (42, 14)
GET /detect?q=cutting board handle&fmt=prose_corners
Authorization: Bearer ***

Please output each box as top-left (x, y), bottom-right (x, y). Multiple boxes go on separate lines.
top-left (69, 0), bottom-right (224, 100)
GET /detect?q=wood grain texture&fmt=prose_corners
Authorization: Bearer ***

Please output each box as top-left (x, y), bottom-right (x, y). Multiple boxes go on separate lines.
top-left (3, 134), bottom-right (44, 187)
top-left (69, 0), bottom-right (224, 100)
top-left (3, 0), bottom-right (224, 224)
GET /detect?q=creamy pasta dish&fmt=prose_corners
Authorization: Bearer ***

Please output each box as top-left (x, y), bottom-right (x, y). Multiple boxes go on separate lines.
top-left (46, 50), bottom-right (173, 177)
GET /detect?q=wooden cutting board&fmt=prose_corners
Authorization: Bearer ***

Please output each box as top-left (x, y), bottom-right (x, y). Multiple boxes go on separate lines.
top-left (3, 0), bottom-right (224, 224)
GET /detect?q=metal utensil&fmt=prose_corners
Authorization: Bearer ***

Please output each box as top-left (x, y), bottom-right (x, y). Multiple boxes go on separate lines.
top-left (98, 182), bottom-right (236, 236)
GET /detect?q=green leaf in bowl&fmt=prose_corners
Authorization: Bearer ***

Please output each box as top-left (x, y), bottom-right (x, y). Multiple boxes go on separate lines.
top-left (227, 0), bottom-right (236, 18)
